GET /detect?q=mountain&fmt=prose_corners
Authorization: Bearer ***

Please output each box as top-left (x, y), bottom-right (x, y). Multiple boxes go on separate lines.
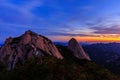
top-left (0, 45), bottom-right (120, 80)
top-left (68, 38), bottom-right (91, 60)
top-left (87, 43), bottom-right (120, 55)
top-left (54, 42), bottom-right (90, 46)
top-left (83, 43), bottom-right (120, 75)
top-left (0, 30), bottom-right (63, 69)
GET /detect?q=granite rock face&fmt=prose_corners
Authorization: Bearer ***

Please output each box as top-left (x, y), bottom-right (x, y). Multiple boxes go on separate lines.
top-left (68, 38), bottom-right (90, 60)
top-left (0, 30), bottom-right (63, 69)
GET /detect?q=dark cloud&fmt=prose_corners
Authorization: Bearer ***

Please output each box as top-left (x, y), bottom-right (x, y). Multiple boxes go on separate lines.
top-left (47, 32), bottom-right (100, 37)
top-left (91, 25), bottom-right (120, 34)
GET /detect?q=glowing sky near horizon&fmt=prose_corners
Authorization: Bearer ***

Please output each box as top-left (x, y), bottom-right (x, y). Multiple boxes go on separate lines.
top-left (1, 0), bottom-right (120, 43)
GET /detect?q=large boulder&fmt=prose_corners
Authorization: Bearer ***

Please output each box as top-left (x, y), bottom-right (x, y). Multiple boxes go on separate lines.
top-left (68, 38), bottom-right (90, 60)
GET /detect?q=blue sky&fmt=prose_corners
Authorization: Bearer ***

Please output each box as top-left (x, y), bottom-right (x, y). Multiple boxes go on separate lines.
top-left (0, 0), bottom-right (120, 43)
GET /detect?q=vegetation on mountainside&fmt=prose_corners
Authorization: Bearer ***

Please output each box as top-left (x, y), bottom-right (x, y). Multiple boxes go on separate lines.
top-left (0, 45), bottom-right (119, 80)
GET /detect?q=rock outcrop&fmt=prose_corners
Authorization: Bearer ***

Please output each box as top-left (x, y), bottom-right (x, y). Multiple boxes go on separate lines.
top-left (0, 30), bottom-right (63, 69)
top-left (68, 38), bottom-right (90, 60)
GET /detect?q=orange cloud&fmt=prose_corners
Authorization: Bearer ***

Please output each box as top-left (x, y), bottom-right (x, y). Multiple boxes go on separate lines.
top-left (75, 36), bottom-right (120, 42)
top-left (50, 35), bottom-right (120, 42)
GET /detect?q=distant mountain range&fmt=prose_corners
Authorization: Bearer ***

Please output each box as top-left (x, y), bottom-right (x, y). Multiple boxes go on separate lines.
top-left (54, 42), bottom-right (91, 46)
top-left (83, 43), bottom-right (120, 75)
top-left (86, 43), bottom-right (120, 54)
top-left (54, 42), bottom-right (68, 46)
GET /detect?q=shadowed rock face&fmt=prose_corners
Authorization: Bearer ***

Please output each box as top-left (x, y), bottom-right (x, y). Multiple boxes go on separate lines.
top-left (0, 30), bottom-right (63, 69)
top-left (68, 38), bottom-right (90, 60)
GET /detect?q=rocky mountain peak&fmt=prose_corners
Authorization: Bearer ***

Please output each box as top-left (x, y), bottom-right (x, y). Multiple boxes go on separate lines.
top-left (68, 38), bottom-right (91, 60)
top-left (0, 30), bottom-right (63, 69)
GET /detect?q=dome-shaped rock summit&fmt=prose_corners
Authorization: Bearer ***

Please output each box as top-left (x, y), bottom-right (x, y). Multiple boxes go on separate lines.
top-left (68, 38), bottom-right (90, 60)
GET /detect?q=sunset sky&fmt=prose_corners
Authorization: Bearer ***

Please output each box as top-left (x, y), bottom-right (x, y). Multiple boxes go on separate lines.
top-left (1, 0), bottom-right (120, 43)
